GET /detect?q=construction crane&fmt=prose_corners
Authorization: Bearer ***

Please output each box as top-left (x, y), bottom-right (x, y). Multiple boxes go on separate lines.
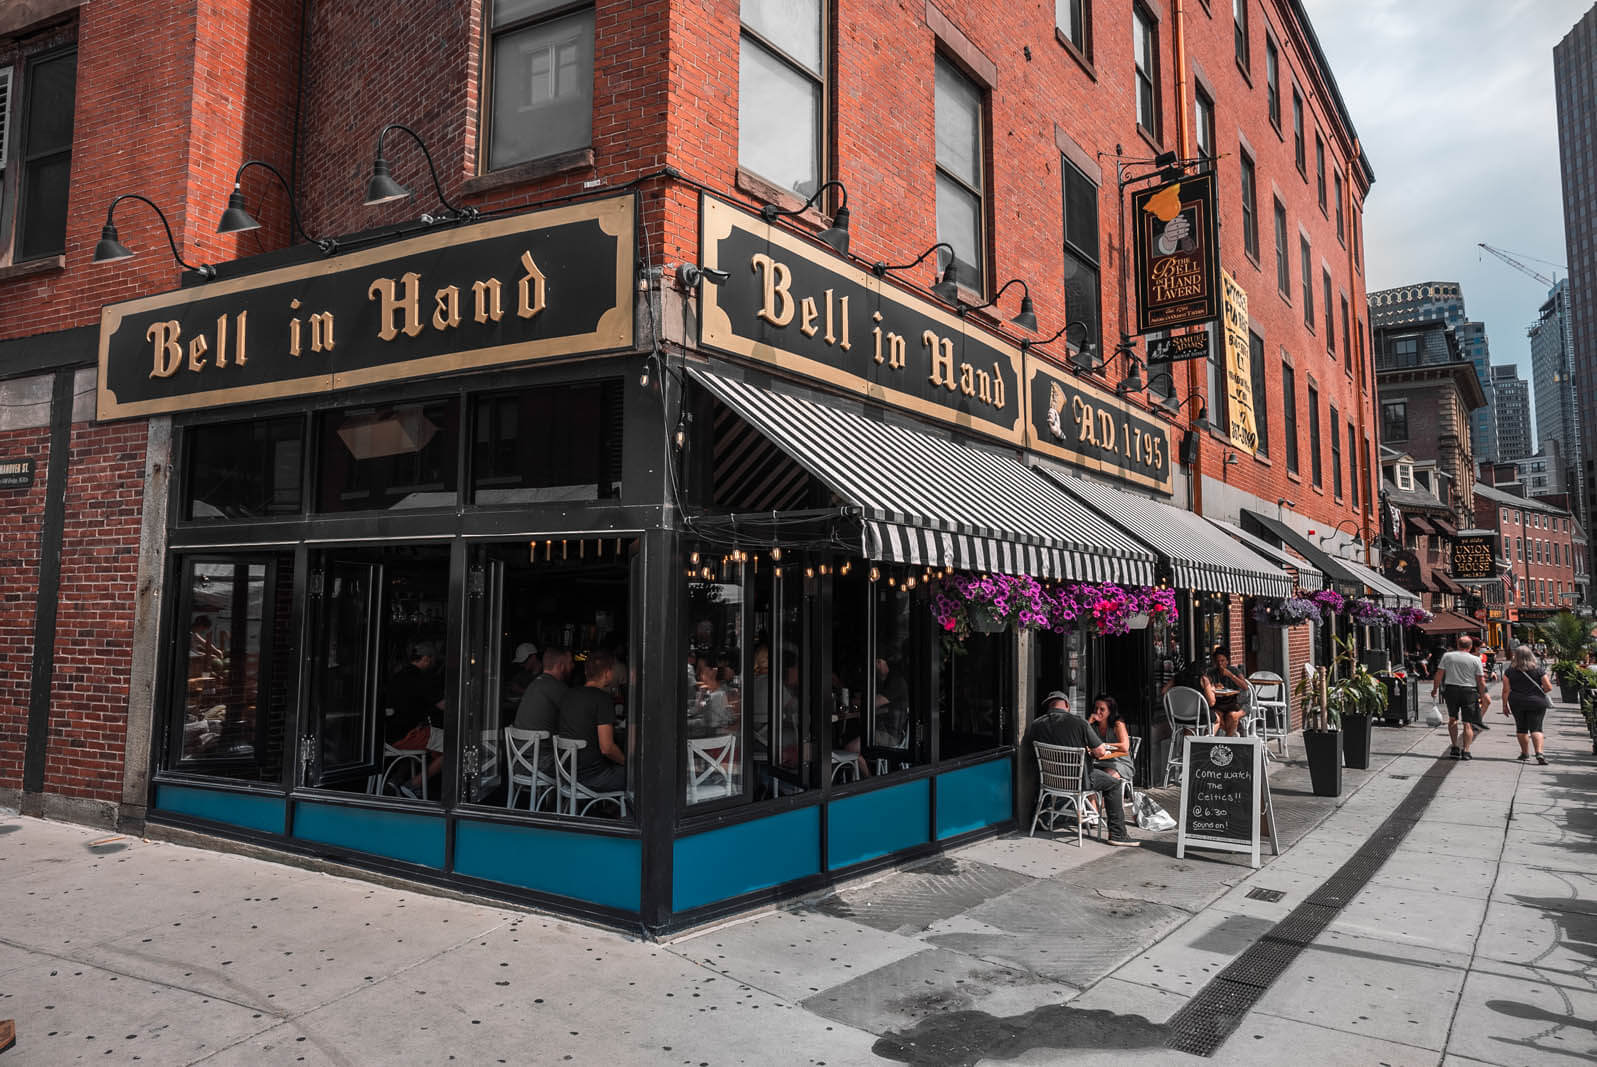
top-left (1477, 243), bottom-right (1565, 288)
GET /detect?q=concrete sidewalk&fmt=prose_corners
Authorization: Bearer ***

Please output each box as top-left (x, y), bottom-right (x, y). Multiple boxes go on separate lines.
top-left (0, 706), bottom-right (1590, 1065)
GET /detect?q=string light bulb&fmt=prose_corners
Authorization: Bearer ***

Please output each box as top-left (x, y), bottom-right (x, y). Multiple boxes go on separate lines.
top-left (805, 566), bottom-right (815, 579)
top-left (906, 576), bottom-right (918, 589)
top-left (690, 551), bottom-right (700, 565)
top-left (869, 566), bottom-right (881, 582)
top-left (770, 547), bottom-right (782, 562)
top-left (774, 566), bottom-right (783, 578)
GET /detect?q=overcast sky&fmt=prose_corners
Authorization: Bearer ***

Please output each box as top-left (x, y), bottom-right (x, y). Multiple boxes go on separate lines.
top-left (1304, 0), bottom-right (1589, 432)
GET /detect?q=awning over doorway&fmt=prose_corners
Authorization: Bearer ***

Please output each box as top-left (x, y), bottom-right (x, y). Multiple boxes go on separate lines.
top-left (1033, 466), bottom-right (1293, 598)
top-left (1406, 515), bottom-right (1436, 535)
top-left (1205, 517), bottom-right (1328, 591)
top-left (1242, 511), bottom-right (1421, 606)
top-left (1432, 573), bottom-right (1467, 596)
top-left (688, 368), bottom-right (1157, 584)
top-left (1415, 610), bottom-right (1484, 635)
top-left (1431, 517), bottom-right (1460, 538)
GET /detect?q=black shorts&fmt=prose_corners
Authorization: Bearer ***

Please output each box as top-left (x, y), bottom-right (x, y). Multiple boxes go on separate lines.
top-left (1444, 685), bottom-right (1483, 727)
top-left (1510, 705), bottom-right (1547, 734)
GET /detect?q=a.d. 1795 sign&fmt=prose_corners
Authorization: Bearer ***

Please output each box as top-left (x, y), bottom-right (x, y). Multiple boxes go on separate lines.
top-left (97, 195), bottom-right (635, 421)
top-left (697, 195), bottom-right (1023, 444)
top-left (1132, 172), bottom-right (1222, 335)
top-left (1451, 533), bottom-right (1499, 581)
top-left (1025, 361), bottom-right (1173, 495)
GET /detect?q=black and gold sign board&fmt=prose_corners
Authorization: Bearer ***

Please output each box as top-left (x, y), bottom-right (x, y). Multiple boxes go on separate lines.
top-left (1026, 362), bottom-right (1173, 495)
top-left (0, 457), bottom-right (34, 489)
top-left (1176, 736), bottom-right (1278, 869)
top-left (1451, 533), bottom-right (1498, 581)
top-left (1132, 172), bottom-right (1222, 335)
top-left (1382, 548), bottom-right (1425, 592)
top-left (97, 196), bottom-right (636, 421)
top-left (697, 195), bottom-right (1023, 444)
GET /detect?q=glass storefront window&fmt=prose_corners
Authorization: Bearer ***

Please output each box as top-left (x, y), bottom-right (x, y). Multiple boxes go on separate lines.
top-left (471, 381), bottom-right (622, 504)
top-left (941, 629), bottom-right (1008, 760)
top-left (827, 566), bottom-right (871, 781)
top-left (183, 416), bottom-right (304, 521)
top-left (684, 553), bottom-right (746, 805)
top-left (317, 399), bottom-right (460, 512)
top-left (874, 579), bottom-right (931, 770)
top-left (167, 554), bottom-right (293, 782)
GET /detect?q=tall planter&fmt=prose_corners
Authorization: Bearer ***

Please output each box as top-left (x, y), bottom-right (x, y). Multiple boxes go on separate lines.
top-left (1559, 679), bottom-right (1581, 705)
top-left (1341, 712), bottom-right (1375, 769)
top-left (1303, 729), bottom-right (1344, 797)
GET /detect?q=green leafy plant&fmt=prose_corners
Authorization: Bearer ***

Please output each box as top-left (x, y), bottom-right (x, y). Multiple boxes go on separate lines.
top-left (1537, 612), bottom-right (1594, 676)
top-left (1293, 635), bottom-right (1386, 731)
top-left (1553, 658), bottom-right (1584, 686)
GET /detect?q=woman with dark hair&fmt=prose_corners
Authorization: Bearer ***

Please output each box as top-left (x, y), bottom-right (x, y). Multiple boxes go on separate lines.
top-left (1087, 694), bottom-right (1136, 783)
top-left (1206, 645), bottom-right (1251, 736)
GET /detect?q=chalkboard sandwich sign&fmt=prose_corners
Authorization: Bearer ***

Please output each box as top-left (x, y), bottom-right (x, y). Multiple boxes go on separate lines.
top-left (1175, 735), bottom-right (1279, 868)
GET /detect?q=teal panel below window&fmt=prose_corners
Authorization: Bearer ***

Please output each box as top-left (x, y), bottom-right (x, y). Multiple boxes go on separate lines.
top-left (673, 806), bottom-right (822, 913)
top-left (291, 801), bottom-right (445, 870)
top-left (155, 783), bottom-right (285, 835)
top-left (826, 778), bottom-right (931, 870)
top-left (453, 821), bottom-right (641, 913)
top-left (935, 757), bottom-right (1013, 839)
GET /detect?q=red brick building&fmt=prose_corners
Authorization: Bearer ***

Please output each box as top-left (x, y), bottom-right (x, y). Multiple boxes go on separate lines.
top-left (0, 1), bottom-right (1385, 927)
top-left (1475, 471), bottom-right (1586, 641)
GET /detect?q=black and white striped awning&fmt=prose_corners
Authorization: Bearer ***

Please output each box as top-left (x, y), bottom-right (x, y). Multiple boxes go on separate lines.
top-left (1206, 517), bottom-right (1329, 591)
top-left (1242, 510), bottom-right (1420, 605)
top-left (688, 368), bottom-right (1156, 584)
top-left (1034, 465), bottom-right (1294, 598)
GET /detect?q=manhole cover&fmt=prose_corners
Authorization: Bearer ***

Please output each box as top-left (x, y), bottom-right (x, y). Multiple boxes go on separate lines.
top-left (1245, 887), bottom-right (1286, 902)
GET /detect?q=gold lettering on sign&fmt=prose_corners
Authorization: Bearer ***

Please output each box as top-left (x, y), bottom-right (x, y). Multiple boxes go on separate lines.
top-left (309, 311), bottom-right (335, 353)
top-left (839, 295), bottom-right (851, 350)
top-left (187, 335), bottom-right (208, 372)
top-left (148, 321), bottom-right (183, 379)
top-left (990, 363), bottom-right (1005, 409)
top-left (369, 272), bottom-right (424, 340)
top-left (823, 289), bottom-right (836, 344)
top-left (800, 297), bottom-right (819, 338)
top-left (1098, 410), bottom-right (1117, 451)
top-left (434, 286), bottom-right (462, 330)
top-left (215, 314), bottom-right (228, 368)
top-left (925, 331), bottom-right (956, 391)
top-left (235, 310), bottom-right (247, 366)
top-left (752, 253), bottom-right (795, 327)
top-left (959, 362), bottom-right (975, 397)
top-left (473, 279), bottom-right (504, 323)
top-left (289, 299), bottom-right (303, 357)
top-left (518, 251), bottom-right (545, 319)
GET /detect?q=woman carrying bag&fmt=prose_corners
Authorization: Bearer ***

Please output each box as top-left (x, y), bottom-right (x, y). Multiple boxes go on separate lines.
top-left (1501, 645), bottom-right (1554, 765)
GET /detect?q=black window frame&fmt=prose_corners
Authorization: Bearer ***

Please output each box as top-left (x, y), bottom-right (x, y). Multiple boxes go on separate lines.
top-left (1301, 236), bottom-right (1314, 329)
top-left (1264, 34), bottom-right (1280, 131)
top-left (1133, 3), bottom-right (1162, 142)
top-left (1330, 404), bottom-right (1342, 499)
top-left (1233, 0), bottom-right (1250, 72)
top-left (1273, 197), bottom-right (1289, 297)
top-left (1341, 295), bottom-right (1352, 372)
top-left (934, 52), bottom-right (989, 295)
top-left (1239, 148), bottom-right (1258, 261)
top-left (1056, 0), bottom-right (1093, 62)
top-left (1323, 270), bottom-right (1334, 352)
top-left (1307, 381), bottom-right (1322, 487)
top-left (1315, 132), bottom-right (1326, 214)
top-left (1347, 420), bottom-right (1360, 508)
top-left (1061, 156), bottom-right (1102, 357)
top-left (1249, 330), bottom-right (1269, 458)
top-left (738, 0), bottom-right (829, 200)
top-left (1282, 360), bottom-right (1299, 474)
top-left (1195, 86), bottom-right (1216, 162)
top-left (1334, 168), bottom-right (1345, 243)
top-left (1382, 399), bottom-right (1408, 443)
top-left (1292, 87), bottom-right (1305, 175)
top-left (481, 1), bottom-right (597, 174)
top-left (10, 44), bottom-right (77, 263)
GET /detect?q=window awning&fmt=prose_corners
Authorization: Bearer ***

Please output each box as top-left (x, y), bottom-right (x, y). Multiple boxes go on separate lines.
top-left (1433, 573), bottom-right (1467, 596)
top-left (1242, 510), bottom-right (1420, 605)
top-left (1406, 515), bottom-right (1436, 535)
top-left (1205, 517), bottom-right (1328, 591)
top-left (1431, 517), bottom-right (1459, 538)
top-left (1415, 609), bottom-right (1484, 635)
top-left (689, 368), bottom-right (1157, 584)
top-left (1033, 465), bottom-right (1293, 598)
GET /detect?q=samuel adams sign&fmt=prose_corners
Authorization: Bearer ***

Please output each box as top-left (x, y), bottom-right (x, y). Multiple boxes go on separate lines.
top-left (697, 195), bottom-right (1023, 444)
top-left (97, 196), bottom-right (635, 420)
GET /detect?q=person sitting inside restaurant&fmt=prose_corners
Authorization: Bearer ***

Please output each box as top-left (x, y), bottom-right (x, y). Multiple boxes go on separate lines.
top-left (559, 648), bottom-right (628, 795)
top-left (514, 645), bottom-right (572, 768)
top-left (500, 641), bottom-right (542, 723)
top-left (1026, 690), bottom-right (1137, 846)
top-left (388, 640), bottom-right (446, 797)
top-left (1160, 657), bottom-right (1219, 719)
top-left (1206, 645), bottom-right (1252, 736)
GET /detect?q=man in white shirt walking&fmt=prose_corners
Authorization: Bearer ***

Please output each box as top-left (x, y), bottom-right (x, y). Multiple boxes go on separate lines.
top-left (1431, 634), bottom-right (1491, 760)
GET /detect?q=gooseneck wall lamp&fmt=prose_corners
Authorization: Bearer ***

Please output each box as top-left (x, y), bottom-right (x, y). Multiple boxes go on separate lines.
top-left (217, 160), bottom-right (336, 254)
top-left (959, 277), bottom-right (1037, 333)
top-left (761, 180), bottom-right (851, 256)
top-left (870, 241), bottom-right (964, 305)
top-left (1317, 518), bottom-right (1365, 546)
top-left (1143, 373), bottom-right (1209, 427)
top-left (1021, 319), bottom-right (1096, 369)
top-left (92, 193), bottom-right (216, 278)
top-left (364, 123), bottom-right (478, 220)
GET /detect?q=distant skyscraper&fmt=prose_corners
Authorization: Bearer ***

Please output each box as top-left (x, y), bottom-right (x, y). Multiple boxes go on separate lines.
top-left (1456, 322), bottom-right (1496, 460)
top-left (1529, 279), bottom-right (1581, 475)
top-left (1555, 5), bottom-right (1597, 543)
top-left (1367, 282), bottom-right (1467, 329)
top-left (1492, 364), bottom-right (1534, 461)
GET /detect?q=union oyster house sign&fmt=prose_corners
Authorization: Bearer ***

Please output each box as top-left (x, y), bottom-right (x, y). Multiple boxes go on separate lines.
top-left (95, 196), bottom-right (636, 420)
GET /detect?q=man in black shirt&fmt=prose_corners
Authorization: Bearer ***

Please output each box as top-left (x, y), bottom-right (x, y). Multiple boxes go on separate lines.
top-left (558, 649), bottom-right (628, 795)
top-left (1026, 691), bottom-right (1137, 845)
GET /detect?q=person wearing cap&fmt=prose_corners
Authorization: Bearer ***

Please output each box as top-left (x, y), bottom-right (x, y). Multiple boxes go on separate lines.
top-left (515, 646), bottom-right (572, 766)
top-left (1025, 690), bottom-right (1137, 846)
top-left (501, 641), bottom-right (542, 724)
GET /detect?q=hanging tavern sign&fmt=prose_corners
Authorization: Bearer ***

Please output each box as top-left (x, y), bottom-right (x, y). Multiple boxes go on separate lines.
top-left (1131, 172), bottom-right (1222, 335)
top-left (697, 195), bottom-right (1024, 445)
top-left (1025, 361), bottom-right (1174, 495)
top-left (1450, 532), bottom-right (1499, 582)
top-left (96, 195), bottom-right (635, 420)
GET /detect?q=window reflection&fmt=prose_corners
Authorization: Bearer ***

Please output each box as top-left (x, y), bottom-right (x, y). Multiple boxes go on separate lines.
top-left (185, 416), bottom-right (303, 521)
top-left (472, 381), bottom-right (622, 504)
top-left (685, 554), bottom-right (745, 804)
top-left (317, 399), bottom-right (459, 512)
top-left (828, 566), bottom-right (870, 782)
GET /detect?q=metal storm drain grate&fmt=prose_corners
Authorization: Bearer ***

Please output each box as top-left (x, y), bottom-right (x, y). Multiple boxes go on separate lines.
top-left (1163, 753), bottom-right (1457, 1057)
top-left (1388, 773), bottom-right (1411, 779)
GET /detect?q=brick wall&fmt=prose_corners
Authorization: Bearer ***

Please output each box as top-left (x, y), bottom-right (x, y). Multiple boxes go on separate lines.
top-left (0, 425), bottom-right (50, 791)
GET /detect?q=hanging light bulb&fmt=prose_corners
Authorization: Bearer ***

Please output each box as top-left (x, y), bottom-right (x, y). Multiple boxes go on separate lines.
top-left (869, 566), bottom-right (881, 582)
top-left (805, 566), bottom-right (815, 579)
top-left (888, 575), bottom-right (897, 587)
top-left (906, 576), bottom-right (918, 589)
top-left (770, 546), bottom-right (782, 562)
top-left (774, 566), bottom-right (783, 578)
top-left (690, 551), bottom-right (700, 565)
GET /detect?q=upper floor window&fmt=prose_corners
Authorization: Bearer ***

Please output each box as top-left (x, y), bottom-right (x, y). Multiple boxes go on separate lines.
top-left (1330, 405), bottom-right (1343, 498)
top-left (1056, 0), bottom-right (1092, 60)
top-left (935, 54), bottom-right (987, 293)
top-left (1249, 331), bottom-right (1269, 457)
top-left (1265, 35), bottom-right (1280, 129)
top-left (1195, 88), bottom-right (1215, 162)
top-left (1334, 169), bottom-right (1345, 242)
top-left (3, 46), bottom-right (77, 262)
top-left (1062, 159), bottom-right (1101, 355)
top-left (1315, 133), bottom-right (1326, 213)
top-left (1282, 361), bottom-right (1299, 474)
top-left (1292, 87), bottom-right (1305, 174)
top-left (1322, 270), bottom-right (1334, 351)
top-left (1300, 236), bottom-right (1313, 328)
top-left (1239, 149), bottom-right (1258, 260)
top-left (1393, 336), bottom-right (1419, 367)
top-left (485, 1), bottom-right (595, 172)
top-left (1133, 4), bottom-right (1160, 140)
top-left (1273, 198), bottom-right (1289, 297)
top-left (1382, 399), bottom-right (1408, 443)
top-left (1307, 382), bottom-right (1323, 486)
top-left (1341, 296), bottom-right (1352, 370)
top-left (739, 0), bottom-right (825, 198)
top-left (1233, 0), bottom-right (1250, 71)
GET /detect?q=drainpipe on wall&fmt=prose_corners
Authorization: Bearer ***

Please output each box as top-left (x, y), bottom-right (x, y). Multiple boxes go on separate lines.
top-left (1348, 135), bottom-right (1373, 566)
top-left (1170, 0), bottom-right (1204, 517)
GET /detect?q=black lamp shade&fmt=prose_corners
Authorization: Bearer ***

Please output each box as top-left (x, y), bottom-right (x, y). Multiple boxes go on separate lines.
top-left (931, 257), bottom-right (965, 304)
top-left (92, 224), bottom-right (132, 264)
top-left (1012, 294), bottom-right (1038, 333)
top-left (364, 157), bottom-right (412, 207)
top-left (817, 203), bottom-right (850, 256)
top-left (1117, 365), bottom-right (1144, 393)
top-left (216, 190), bottom-right (261, 234)
top-left (1070, 343), bottom-right (1100, 371)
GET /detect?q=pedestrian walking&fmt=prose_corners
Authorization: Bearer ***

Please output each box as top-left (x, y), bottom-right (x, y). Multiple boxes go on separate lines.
top-left (1501, 645), bottom-right (1553, 765)
top-left (1431, 634), bottom-right (1491, 760)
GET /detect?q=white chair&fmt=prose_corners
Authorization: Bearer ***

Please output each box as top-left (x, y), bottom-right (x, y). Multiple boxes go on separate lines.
top-left (1030, 741), bottom-right (1104, 845)
top-left (830, 750), bottom-right (859, 783)
top-left (503, 727), bottom-right (556, 811)
top-left (1162, 686), bottom-right (1215, 786)
top-left (1119, 735), bottom-right (1144, 809)
top-left (477, 729), bottom-right (501, 790)
top-left (552, 736), bottom-right (629, 818)
top-left (687, 734), bottom-right (739, 803)
top-left (1248, 671), bottom-right (1291, 759)
top-left (373, 743), bottom-right (428, 799)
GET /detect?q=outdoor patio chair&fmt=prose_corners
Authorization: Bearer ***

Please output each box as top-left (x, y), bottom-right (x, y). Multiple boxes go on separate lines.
top-left (1030, 741), bottom-right (1104, 845)
top-left (1162, 686), bottom-right (1214, 786)
top-left (1248, 671), bottom-right (1291, 759)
